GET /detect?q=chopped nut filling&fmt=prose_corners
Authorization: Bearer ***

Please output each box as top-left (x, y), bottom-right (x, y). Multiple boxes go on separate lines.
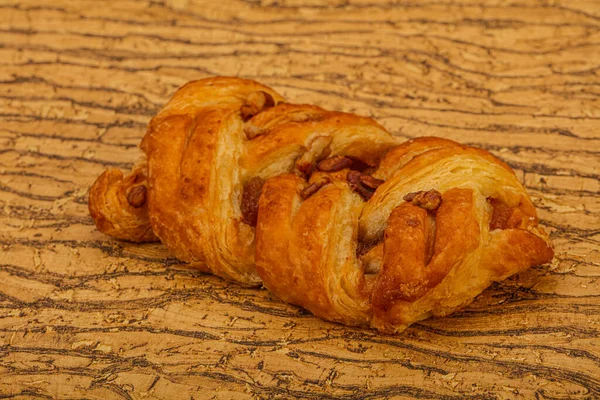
top-left (317, 155), bottom-right (353, 172)
top-left (127, 186), bottom-right (147, 208)
top-left (403, 189), bottom-right (442, 211)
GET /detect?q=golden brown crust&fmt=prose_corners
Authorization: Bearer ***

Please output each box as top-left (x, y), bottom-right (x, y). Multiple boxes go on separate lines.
top-left (89, 76), bottom-right (554, 332)
top-left (88, 161), bottom-right (156, 243)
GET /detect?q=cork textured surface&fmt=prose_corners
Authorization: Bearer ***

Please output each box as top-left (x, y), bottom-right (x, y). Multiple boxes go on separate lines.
top-left (0, 1), bottom-right (599, 398)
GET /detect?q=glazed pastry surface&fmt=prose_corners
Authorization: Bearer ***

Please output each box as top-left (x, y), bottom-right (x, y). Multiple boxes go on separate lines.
top-left (89, 77), bottom-right (554, 333)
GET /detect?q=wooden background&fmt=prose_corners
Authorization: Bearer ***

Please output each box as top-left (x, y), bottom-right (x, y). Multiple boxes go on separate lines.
top-left (1, 0), bottom-right (599, 398)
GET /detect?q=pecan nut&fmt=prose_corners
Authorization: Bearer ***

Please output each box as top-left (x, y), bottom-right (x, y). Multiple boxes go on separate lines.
top-left (359, 175), bottom-right (384, 190)
top-left (347, 170), bottom-right (378, 200)
top-left (127, 185), bottom-right (147, 208)
top-left (317, 155), bottom-right (353, 172)
top-left (403, 189), bottom-right (442, 211)
top-left (299, 176), bottom-right (331, 199)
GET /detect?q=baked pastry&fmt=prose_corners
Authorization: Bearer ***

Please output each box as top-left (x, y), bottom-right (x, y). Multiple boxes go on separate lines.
top-left (89, 77), bottom-right (554, 333)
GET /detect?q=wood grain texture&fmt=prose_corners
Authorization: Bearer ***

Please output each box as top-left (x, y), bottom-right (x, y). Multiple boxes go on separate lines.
top-left (0, 0), bottom-right (599, 398)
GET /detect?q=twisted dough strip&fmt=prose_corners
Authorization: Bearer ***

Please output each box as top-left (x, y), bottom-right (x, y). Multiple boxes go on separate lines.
top-left (89, 77), bottom-right (553, 333)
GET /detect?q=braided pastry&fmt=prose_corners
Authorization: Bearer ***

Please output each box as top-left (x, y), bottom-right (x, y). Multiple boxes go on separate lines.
top-left (89, 77), bottom-right (554, 333)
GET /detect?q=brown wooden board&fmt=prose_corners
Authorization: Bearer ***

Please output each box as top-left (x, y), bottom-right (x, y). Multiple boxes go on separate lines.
top-left (0, 0), bottom-right (599, 398)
